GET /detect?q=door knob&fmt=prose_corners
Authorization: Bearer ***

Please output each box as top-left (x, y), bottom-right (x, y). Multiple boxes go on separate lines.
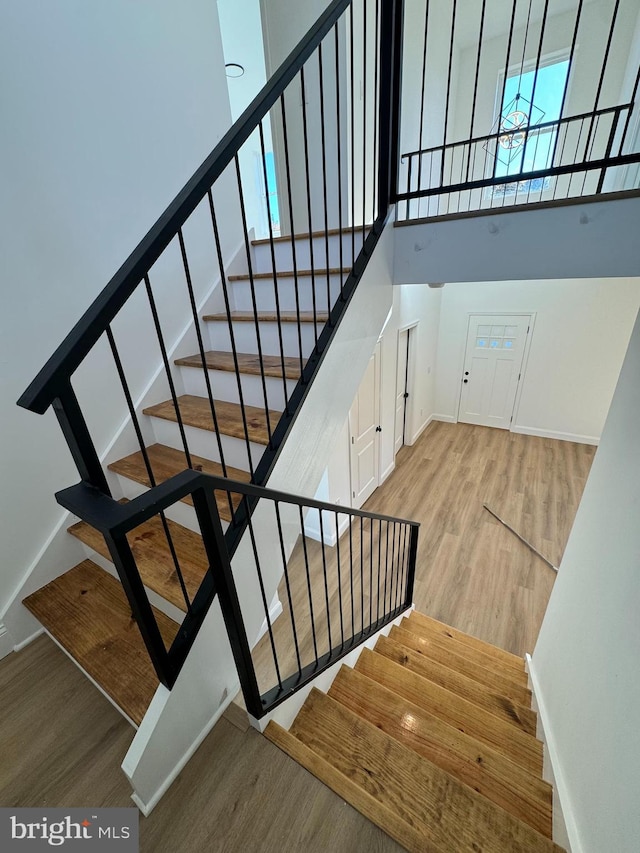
top-left (464, 371), bottom-right (469, 376)
top-left (375, 425), bottom-right (382, 432)
top-left (463, 379), bottom-right (468, 383)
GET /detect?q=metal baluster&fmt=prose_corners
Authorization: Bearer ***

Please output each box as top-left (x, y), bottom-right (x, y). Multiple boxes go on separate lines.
top-left (106, 326), bottom-right (192, 615)
top-left (177, 227), bottom-right (232, 507)
top-left (299, 67), bottom-right (319, 345)
top-left (362, 0), bottom-right (368, 249)
top-left (349, 511), bottom-right (355, 638)
top-left (549, 0), bottom-right (585, 171)
top-left (207, 190), bottom-right (255, 481)
top-left (417, 0), bottom-right (430, 197)
top-left (441, 0), bottom-right (457, 188)
top-left (317, 44), bottom-right (333, 320)
top-left (319, 508), bottom-right (333, 653)
top-left (334, 25), bottom-right (346, 297)
top-left (466, 0), bottom-right (487, 183)
top-left (335, 511), bottom-right (345, 650)
top-left (234, 154), bottom-right (274, 448)
top-left (383, 520), bottom-right (390, 617)
top-left (275, 501), bottom-right (303, 679)
top-left (369, 516), bottom-right (374, 627)
top-left (349, 3), bottom-right (356, 264)
top-left (389, 521), bottom-right (397, 614)
top-left (279, 95), bottom-right (305, 377)
top-left (372, 0), bottom-right (381, 224)
top-left (298, 506), bottom-right (319, 667)
top-left (377, 516), bottom-right (382, 622)
top-left (144, 274), bottom-right (192, 470)
top-left (583, 0), bottom-right (621, 161)
top-left (618, 67), bottom-right (640, 156)
top-left (360, 516), bottom-right (365, 634)
top-left (258, 121), bottom-right (290, 415)
top-left (243, 495), bottom-right (282, 692)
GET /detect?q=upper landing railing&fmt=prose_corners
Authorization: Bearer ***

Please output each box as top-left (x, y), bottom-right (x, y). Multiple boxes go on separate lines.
top-left (395, 0), bottom-right (640, 221)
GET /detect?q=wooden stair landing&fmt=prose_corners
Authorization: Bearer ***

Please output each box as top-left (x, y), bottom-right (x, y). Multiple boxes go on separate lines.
top-left (143, 395), bottom-right (279, 445)
top-left (23, 561), bottom-right (177, 726)
top-left (266, 611), bottom-right (563, 853)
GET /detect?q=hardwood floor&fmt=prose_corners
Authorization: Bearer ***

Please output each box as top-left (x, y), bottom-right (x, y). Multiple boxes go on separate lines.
top-left (1, 422), bottom-right (593, 850)
top-left (365, 421), bottom-right (595, 656)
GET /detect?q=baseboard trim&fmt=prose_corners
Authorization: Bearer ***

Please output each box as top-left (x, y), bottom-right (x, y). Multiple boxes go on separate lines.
top-left (14, 627), bottom-right (44, 652)
top-left (380, 461), bottom-right (395, 484)
top-left (511, 425), bottom-right (599, 445)
top-left (129, 687), bottom-right (238, 816)
top-left (526, 654), bottom-right (583, 853)
top-left (0, 624), bottom-right (14, 660)
top-left (431, 413), bottom-right (457, 424)
top-left (408, 414), bottom-right (433, 445)
top-left (255, 596), bottom-right (283, 645)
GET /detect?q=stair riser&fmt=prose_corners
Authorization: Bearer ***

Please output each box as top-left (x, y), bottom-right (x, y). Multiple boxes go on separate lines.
top-left (149, 417), bottom-right (265, 471)
top-left (231, 275), bottom-right (344, 313)
top-left (206, 320), bottom-right (320, 359)
top-left (252, 231), bottom-right (363, 272)
top-left (179, 367), bottom-right (298, 411)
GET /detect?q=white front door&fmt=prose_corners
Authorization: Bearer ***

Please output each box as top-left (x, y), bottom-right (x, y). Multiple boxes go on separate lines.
top-left (458, 314), bottom-right (531, 429)
top-left (350, 343), bottom-right (381, 507)
top-left (394, 329), bottom-right (410, 454)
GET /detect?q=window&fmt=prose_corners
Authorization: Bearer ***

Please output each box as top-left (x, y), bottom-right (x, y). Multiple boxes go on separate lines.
top-left (492, 58), bottom-right (570, 197)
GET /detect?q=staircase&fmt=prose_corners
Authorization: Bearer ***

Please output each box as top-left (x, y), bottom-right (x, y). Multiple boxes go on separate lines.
top-left (266, 610), bottom-right (565, 853)
top-left (23, 228), bottom-right (355, 727)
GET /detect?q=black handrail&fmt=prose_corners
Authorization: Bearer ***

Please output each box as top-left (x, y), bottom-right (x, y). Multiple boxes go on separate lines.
top-left (56, 472), bottom-right (419, 715)
top-left (17, 0), bottom-right (353, 416)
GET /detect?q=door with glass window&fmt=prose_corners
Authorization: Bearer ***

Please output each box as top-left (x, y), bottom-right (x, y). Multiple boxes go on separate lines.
top-left (458, 314), bottom-right (531, 429)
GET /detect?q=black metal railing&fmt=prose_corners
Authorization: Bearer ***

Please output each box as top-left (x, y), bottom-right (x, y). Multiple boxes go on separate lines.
top-left (17, 0), bottom-right (405, 704)
top-left (55, 472), bottom-right (418, 715)
top-left (395, 0), bottom-right (640, 220)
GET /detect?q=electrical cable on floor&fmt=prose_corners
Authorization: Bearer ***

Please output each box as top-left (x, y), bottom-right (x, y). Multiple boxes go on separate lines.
top-left (482, 503), bottom-right (559, 573)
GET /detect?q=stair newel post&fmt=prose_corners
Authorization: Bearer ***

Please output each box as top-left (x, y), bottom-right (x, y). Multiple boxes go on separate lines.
top-left (191, 485), bottom-right (263, 719)
top-left (53, 381), bottom-right (111, 496)
top-left (377, 0), bottom-right (404, 221)
top-left (405, 523), bottom-right (419, 608)
top-left (102, 530), bottom-right (176, 689)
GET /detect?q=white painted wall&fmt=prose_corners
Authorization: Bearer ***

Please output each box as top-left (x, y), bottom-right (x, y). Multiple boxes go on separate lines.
top-left (530, 306), bottom-right (640, 853)
top-left (393, 194), bottom-right (640, 284)
top-left (0, 1), bottom-right (235, 638)
top-left (433, 277), bottom-right (640, 442)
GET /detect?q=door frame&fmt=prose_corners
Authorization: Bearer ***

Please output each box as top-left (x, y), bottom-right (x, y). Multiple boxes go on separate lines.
top-left (349, 340), bottom-right (383, 509)
top-left (456, 312), bottom-right (536, 430)
top-left (394, 322), bottom-right (418, 452)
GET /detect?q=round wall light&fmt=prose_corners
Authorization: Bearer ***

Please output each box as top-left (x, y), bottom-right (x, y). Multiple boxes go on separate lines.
top-left (225, 63), bottom-right (245, 78)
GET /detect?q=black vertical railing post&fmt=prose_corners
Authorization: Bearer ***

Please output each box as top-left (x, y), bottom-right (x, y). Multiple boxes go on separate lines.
top-left (191, 485), bottom-right (263, 718)
top-left (52, 381), bottom-right (111, 496)
top-left (102, 530), bottom-right (175, 688)
top-left (405, 524), bottom-right (419, 607)
top-left (377, 0), bottom-right (404, 219)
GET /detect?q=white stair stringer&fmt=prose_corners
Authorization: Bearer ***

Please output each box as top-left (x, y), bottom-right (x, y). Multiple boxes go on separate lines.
top-left (122, 217), bottom-right (395, 815)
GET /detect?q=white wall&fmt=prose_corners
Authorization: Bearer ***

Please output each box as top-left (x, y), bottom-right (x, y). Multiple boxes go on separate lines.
top-left (0, 1), bottom-right (234, 635)
top-left (394, 194), bottom-right (640, 284)
top-left (530, 307), bottom-right (640, 853)
top-left (433, 277), bottom-right (640, 442)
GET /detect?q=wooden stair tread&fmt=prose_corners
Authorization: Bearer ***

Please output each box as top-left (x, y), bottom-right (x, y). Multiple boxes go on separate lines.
top-left (276, 689), bottom-right (561, 853)
top-left (202, 310), bottom-right (329, 323)
top-left (228, 267), bottom-right (348, 281)
top-left (393, 620), bottom-right (531, 707)
top-left (174, 350), bottom-right (304, 380)
top-left (23, 561), bottom-right (177, 726)
top-left (266, 721), bottom-right (434, 853)
top-left (377, 634), bottom-right (536, 735)
top-left (252, 225), bottom-right (369, 245)
top-left (356, 648), bottom-right (543, 774)
top-left (107, 444), bottom-right (249, 522)
top-left (68, 508), bottom-right (208, 613)
top-left (143, 395), bottom-right (279, 445)
top-left (328, 666), bottom-right (552, 837)
top-left (406, 611), bottom-right (528, 684)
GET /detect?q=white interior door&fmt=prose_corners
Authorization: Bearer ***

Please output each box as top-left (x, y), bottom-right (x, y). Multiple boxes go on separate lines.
top-left (394, 329), bottom-right (410, 454)
top-left (458, 314), bottom-right (531, 429)
top-left (350, 343), bottom-right (381, 507)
